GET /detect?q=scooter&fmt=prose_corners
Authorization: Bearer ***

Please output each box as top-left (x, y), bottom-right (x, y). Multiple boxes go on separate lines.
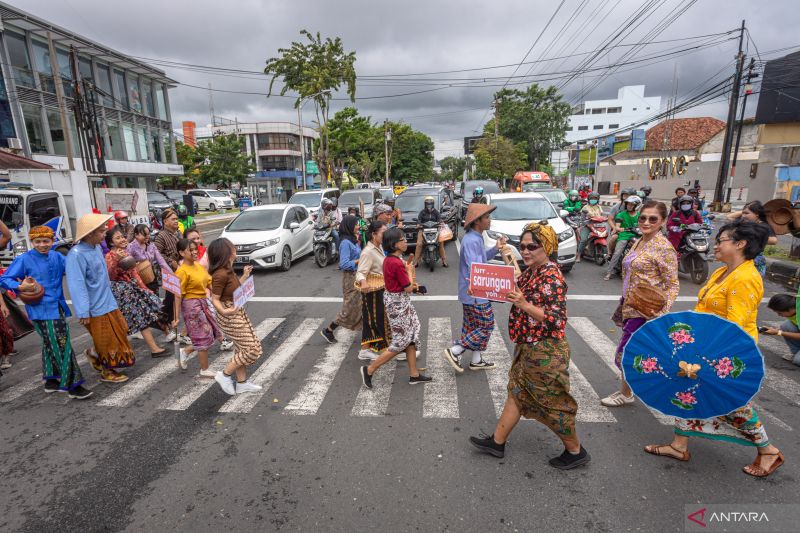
top-left (580, 215), bottom-right (609, 265)
top-left (420, 220), bottom-right (441, 272)
top-left (673, 218), bottom-right (714, 285)
top-left (313, 223), bottom-right (338, 268)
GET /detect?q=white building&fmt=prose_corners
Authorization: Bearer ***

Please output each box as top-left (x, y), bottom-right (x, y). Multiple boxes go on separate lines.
top-left (565, 85), bottom-right (661, 143)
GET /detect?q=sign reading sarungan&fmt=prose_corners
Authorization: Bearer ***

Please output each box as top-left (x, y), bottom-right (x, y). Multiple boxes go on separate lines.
top-left (648, 155), bottom-right (689, 178)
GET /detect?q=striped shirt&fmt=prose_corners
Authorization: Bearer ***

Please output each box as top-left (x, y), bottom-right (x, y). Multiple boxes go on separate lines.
top-left (155, 230), bottom-right (181, 270)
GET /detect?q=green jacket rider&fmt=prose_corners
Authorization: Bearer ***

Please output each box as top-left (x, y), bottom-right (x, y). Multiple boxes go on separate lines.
top-left (563, 190), bottom-right (582, 214)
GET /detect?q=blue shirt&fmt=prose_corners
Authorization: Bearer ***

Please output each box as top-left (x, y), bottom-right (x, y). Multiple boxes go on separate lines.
top-left (458, 229), bottom-right (499, 305)
top-left (65, 241), bottom-right (118, 319)
top-left (339, 239), bottom-right (361, 272)
top-left (0, 249), bottom-right (71, 320)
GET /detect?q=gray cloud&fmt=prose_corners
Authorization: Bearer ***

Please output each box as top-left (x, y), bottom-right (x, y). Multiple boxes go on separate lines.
top-left (14, 0), bottom-right (798, 152)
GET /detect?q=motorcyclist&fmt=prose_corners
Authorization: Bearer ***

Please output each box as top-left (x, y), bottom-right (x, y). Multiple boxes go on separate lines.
top-left (667, 194), bottom-right (702, 251)
top-left (563, 189), bottom-right (583, 214)
top-left (606, 188), bottom-right (635, 259)
top-left (413, 196), bottom-right (448, 267)
top-left (604, 195), bottom-right (642, 280)
top-left (177, 204), bottom-right (195, 234)
top-left (576, 192), bottom-right (604, 262)
top-left (316, 198), bottom-right (342, 253)
top-left (471, 186), bottom-right (485, 204)
top-left (639, 185), bottom-right (652, 203)
top-left (687, 188), bottom-right (705, 211)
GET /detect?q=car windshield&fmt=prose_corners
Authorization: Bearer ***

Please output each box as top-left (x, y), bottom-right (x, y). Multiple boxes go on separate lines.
top-left (378, 189), bottom-right (394, 199)
top-left (0, 194), bottom-right (22, 226)
top-left (537, 190), bottom-right (567, 204)
top-left (288, 192), bottom-right (322, 208)
top-left (395, 194), bottom-right (439, 213)
top-left (464, 181), bottom-right (500, 197)
top-left (147, 192), bottom-right (168, 202)
top-left (163, 191), bottom-right (183, 201)
top-left (491, 198), bottom-right (556, 221)
top-left (226, 209), bottom-right (284, 231)
top-left (339, 191), bottom-right (374, 207)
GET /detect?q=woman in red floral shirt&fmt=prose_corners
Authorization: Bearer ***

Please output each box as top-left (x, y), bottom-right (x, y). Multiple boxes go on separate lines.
top-left (469, 221), bottom-right (590, 470)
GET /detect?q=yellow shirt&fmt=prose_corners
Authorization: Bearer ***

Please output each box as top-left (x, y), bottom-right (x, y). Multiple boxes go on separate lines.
top-left (695, 260), bottom-right (762, 340)
top-left (176, 261), bottom-right (211, 300)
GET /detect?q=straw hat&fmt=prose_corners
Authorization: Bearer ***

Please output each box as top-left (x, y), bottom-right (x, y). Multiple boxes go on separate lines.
top-left (763, 199), bottom-right (795, 235)
top-left (75, 213), bottom-right (112, 242)
top-left (463, 203), bottom-right (497, 228)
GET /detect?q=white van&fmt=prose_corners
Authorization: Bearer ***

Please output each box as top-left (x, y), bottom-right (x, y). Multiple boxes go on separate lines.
top-left (187, 189), bottom-right (236, 211)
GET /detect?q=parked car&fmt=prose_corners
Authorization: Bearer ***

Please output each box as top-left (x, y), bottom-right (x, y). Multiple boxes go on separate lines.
top-left (187, 189), bottom-right (236, 211)
top-left (395, 186), bottom-right (459, 247)
top-left (480, 192), bottom-right (577, 273)
top-left (160, 189), bottom-right (186, 208)
top-left (533, 187), bottom-right (568, 209)
top-left (338, 189), bottom-right (383, 220)
top-left (459, 180), bottom-right (502, 220)
top-left (147, 191), bottom-right (173, 213)
top-left (220, 204), bottom-right (314, 271)
top-left (287, 188), bottom-right (340, 217)
top-left (377, 187), bottom-right (397, 208)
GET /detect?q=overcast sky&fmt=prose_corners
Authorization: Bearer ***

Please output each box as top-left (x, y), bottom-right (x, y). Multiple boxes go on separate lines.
top-left (13, 0), bottom-right (799, 158)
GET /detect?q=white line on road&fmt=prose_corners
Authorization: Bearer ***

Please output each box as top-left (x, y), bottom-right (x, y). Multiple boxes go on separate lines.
top-left (218, 318), bottom-right (322, 414)
top-left (159, 318), bottom-right (284, 411)
top-left (751, 401), bottom-right (792, 432)
top-left (423, 317), bottom-right (459, 419)
top-left (351, 360), bottom-right (397, 417)
top-left (569, 361), bottom-right (617, 423)
top-left (483, 328), bottom-right (514, 418)
top-left (284, 328), bottom-right (358, 416)
top-left (98, 351), bottom-right (196, 407)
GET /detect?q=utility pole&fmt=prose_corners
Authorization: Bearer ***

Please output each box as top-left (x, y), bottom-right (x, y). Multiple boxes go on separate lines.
top-left (384, 119), bottom-right (392, 187)
top-left (208, 83), bottom-right (215, 127)
top-left (494, 96), bottom-right (499, 140)
top-left (47, 33), bottom-right (74, 171)
top-left (713, 20), bottom-right (746, 208)
top-left (727, 57), bottom-right (759, 202)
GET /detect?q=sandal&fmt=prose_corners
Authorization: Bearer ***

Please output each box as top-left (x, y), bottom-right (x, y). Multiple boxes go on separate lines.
top-left (743, 451), bottom-right (784, 478)
top-left (644, 444), bottom-right (691, 462)
top-left (100, 370), bottom-right (129, 383)
top-left (84, 349), bottom-right (103, 373)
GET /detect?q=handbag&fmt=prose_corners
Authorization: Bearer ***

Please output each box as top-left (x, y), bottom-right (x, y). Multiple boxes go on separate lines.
top-left (627, 283), bottom-right (668, 318)
top-left (136, 259), bottom-right (156, 285)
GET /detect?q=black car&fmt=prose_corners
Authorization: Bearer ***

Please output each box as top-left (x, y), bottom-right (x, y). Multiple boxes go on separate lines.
top-left (459, 180), bottom-right (502, 220)
top-left (378, 187), bottom-right (396, 208)
top-left (395, 186), bottom-right (459, 247)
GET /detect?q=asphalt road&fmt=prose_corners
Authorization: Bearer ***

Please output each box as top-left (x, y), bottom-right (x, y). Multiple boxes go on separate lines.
top-left (1, 229), bottom-right (798, 533)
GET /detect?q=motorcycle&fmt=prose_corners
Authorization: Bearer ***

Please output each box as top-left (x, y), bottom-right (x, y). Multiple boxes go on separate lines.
top-left (420, 220), bottom-right (441, 272)
top-left (313, 223), bottom-right (338, 268)
top-left (580, 215), bottom-right (609, 265)
top-left (672, 218), bottom-right (714, 285)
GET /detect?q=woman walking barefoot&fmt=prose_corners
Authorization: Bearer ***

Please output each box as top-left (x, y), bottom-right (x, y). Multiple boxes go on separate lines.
top-left (360, 228), bottom-right (431, 388)
top-left (208, 238), bottom-right (263, 395)
top-left (174, 239), bottom-right (222, 376)
top-left (320, 216), bottom-right (363, 343)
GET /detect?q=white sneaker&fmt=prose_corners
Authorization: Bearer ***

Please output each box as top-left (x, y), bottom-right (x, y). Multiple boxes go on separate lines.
top-left (178, 335), bottom-right (192, 345)
top-left (220, 340), bottom-right (234, 351)
top-left (198, 369), bottom-right (215, 378)
top-left (178, 348), bottom-right (189, 370)
top-left (397, 353), bottom-right (407, 361)
top-left (357, 349), bottom-right (378, 361)
top-left (235, 381), bottom-right (263, 394)
top-left (129, 332), bottom-right (144, 340)
top-left (0, 355), bottom-right (11, 369)
top-left (164, 331), bottom-right (177, 343)
top-left (600, 391), bottom-right (635, 407)
top-left (214, 371), bottom-right (236, 395)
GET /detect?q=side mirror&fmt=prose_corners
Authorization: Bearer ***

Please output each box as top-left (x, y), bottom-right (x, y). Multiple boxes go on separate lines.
top-left (559, 209), bottom-right (569, 218)
top-left (289, 222), bottom-right (300, 231)
top-left (11, 212), bottom-right (24, 227)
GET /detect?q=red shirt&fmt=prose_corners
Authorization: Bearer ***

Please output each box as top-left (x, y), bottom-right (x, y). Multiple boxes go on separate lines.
top-left (197, 245), bottom-right (206, 260)
top-left (383, 255), bottom-right (411, 293)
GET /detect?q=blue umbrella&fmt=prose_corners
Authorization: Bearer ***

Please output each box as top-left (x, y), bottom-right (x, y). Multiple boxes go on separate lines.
top-left (621, 311), bottom-right (764, 419)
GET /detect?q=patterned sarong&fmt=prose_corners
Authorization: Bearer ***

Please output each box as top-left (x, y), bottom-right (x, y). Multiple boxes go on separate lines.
top-left (182, 298), bottom-right (222, 351)
top-left (614, 317), bottom-right (647, 370)
top-left (215, 305), bottom-right (262, 366)
top-left (0, 307), bottom-right (13, 356)
top-left (33, 318), bottom-right (84, 391)
top-left (334, 271), bottom-right (362, 330)
top-left (674, 403), bottom-right (769, 447)
top-left (508, 339), bottom-right (578, 437)
top-left (384, 291), bottom-right (420, 354)
top-left (459, 302), bottom-right (494, 352)
top-left (85, 310), bottom-right (135, 370)
top-left (361, 289), bottom-right (390, 352)
top-left (110, 280), bottom-right (163, 334)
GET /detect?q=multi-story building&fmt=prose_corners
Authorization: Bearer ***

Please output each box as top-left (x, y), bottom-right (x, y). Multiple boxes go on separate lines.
top-left (565, 85), bottom-right (662, 143)
top-left (192, 121), bottom-right (318, 203)
top-left (0, 1), bottom-right (182, 190)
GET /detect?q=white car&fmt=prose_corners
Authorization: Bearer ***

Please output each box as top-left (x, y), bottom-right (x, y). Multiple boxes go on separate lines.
top-left (480, 192), bottom-right (578, 272)
top-left (220, 204), bottom-right (314, 271)
top-left (287, 188), bottom-right (340, 218)
top-left (187, 189), bottom-right (236, 211)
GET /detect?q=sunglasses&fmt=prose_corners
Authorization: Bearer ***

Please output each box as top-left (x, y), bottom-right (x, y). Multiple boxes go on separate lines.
top-left (519, 243), bottom-right (541, 252)
top-left (637, 215), bottom-right (661, 224)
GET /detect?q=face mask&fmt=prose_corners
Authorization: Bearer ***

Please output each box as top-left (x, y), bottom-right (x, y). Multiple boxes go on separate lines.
top-left (680, 204), bottom-right (692, 211)
top-left (570, 197), bottom-right (578, 201)
top-left (589, 199), bottom-right (598, 205)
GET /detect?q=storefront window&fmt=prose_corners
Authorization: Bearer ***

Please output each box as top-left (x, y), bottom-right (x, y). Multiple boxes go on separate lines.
top-left (95, 64), bottom-right (112, 107)
top-left (142, 80), bottom-right (155, 117)
top-left (155, 84), bottom-right (168, 120)
top-left (46, 109), bottom-right (66, 155)
top-left (6, 31), bottom-right (34, 88)
top-left (114, 70), bottom-right (128, 109)
top-left (22, 104), bottom-right (46, 153)
top-left (136, 126), bottom-right (148, 161)
top-left (0, 73), bottom-right (17, 147)
top-left (122, 123), bottom-right (137, 161)
top-left (128, 76), bottom-right (143, 114)
top-left (259, 155), bottom-right (299, 171)
top-left (55, 48), bottom-right (73, 98)
top-left (78, 57), bottom-right (93, 81)
top-left (162, 131), bottom-right (173, 162)
top-left (106, 120), bottom-right (124, 160)
top-left (31, 40), bottom-right (55, 93)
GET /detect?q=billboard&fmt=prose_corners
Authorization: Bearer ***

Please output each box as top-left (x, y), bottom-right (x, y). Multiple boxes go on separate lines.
top-left (755, 51), bottom-right (800, 124)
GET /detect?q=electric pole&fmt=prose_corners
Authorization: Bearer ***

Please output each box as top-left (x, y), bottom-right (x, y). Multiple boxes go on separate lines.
top-left (384, 119), bottom-right (392, 187)
top-left (494, 96), bottom-right (499, 140)
top-left (713, 20), bottom-right (746, 208)
top-left (47, 33), bottom-right (74, 171)
top-left (727, 58), bottom-right (759, 202)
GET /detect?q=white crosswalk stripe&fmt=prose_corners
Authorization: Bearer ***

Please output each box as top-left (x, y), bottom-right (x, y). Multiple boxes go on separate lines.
top-left (483, 328), bottom-right (514, 418)
top-left (423, 317), bottom-right (459, 419)
top-left (218, 318), bottom-right (322, 414)
top-left (351, 359), bottom-right (396, 417)
top-left (159, 318), bottom-right (284, 411)
top-left (99, 349), bottom-right (194, 407)
top-left (569, 361), bottom-right (617, 423)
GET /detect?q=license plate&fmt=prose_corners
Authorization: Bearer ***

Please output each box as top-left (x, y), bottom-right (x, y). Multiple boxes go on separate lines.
top-left (235, 256), bottom-right (250, 264)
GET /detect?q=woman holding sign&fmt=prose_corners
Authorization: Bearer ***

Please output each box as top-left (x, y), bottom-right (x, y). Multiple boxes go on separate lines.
top-left (469, 221), bottom-right (590, 470)
top-left (208, 238), bottom-right (263, 395)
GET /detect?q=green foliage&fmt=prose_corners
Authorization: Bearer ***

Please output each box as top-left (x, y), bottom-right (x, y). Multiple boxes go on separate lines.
top-left (159, 141), bottom-right (198, 188)
top-left (439, 156), bottom-right (468, 182)
top-left (194, 134), bottom-right (255, 187)
top-left (473, 136), bottom-right (527, 180)
top-left (484, 84), bottom-right (572, 169)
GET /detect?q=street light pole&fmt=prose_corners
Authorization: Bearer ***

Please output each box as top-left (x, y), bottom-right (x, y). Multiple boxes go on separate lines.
top-left (297, 90), bottom-right (331, 191)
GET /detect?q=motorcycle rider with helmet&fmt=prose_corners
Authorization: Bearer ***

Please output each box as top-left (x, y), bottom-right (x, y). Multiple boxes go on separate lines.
top-left (605, 195), bottom-right (642, 280)
top-left (316, 198), bottom-right (342, 254)
top-left (606, 188), bottom-right (635, 259)
top-left (563, 189), bottom-right (583, 214)
top-left (113, 210), bottom-right (135, 242)
top-left (471, 186), bottom-right (485, 204)
top-left (576, 192), bottom-right (604, 262)
top-left (414, 196), bottom-right (448, 267)
top-left (666, 195), bottom-right (703, 251)
top-left (177, 204), bottom-right (196, 234)
top-left (639, 185), bottom-right (652, 203)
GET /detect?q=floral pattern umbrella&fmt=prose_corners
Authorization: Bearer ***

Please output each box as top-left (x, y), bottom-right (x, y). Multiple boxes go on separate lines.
top-left (621, 311), bottom-right (764, 419)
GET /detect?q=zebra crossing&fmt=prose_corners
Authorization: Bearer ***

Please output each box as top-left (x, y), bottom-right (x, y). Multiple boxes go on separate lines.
top-left (1, 314), bottom-right (798, 431)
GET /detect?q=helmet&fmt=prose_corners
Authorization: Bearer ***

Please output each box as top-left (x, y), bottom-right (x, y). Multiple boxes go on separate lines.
top-left (588, 192), bottom-right (600, 201)
top-left (678, 194), bottom-right (694, 205)
top-left (640, 185), bottom-right (652, 194)
top-left (177, 204), bottom-right (188, 217)
top-left (473, 186), bottom-right (484, 197)
top-left (114, 210), bottom-right (128, 221)
top-left (636, 190), bottom-right (646, 199)
top-left (424, 196), bottom-right (435, 208)
top-left (321, 198), bottom-right (333, 210)
top-left (687, 188), bottom-right (698, 196)
top-left (568, 189), bottom-right (579, 200)
top-left (624, 195), bottom-right (642, 206)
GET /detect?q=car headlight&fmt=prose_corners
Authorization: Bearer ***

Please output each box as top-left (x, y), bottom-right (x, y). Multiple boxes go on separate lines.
top-left (253, 238), bottom-right (280, 249)
top-left (558, 228), bottom-right (574, 242)
top-left (12, 240), bottom-right (27, 256)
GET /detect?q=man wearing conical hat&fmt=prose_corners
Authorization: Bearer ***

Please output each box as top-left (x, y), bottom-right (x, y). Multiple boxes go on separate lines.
top-left (442, 203), bottom-right (507, 373)
top-left (65, 213), bottom-right (135, 383)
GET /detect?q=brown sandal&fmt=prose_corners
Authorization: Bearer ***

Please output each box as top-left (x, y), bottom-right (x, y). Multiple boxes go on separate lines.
top-left (644, 444), bottom-right (691, 462)
top-left (743, 451), bottom-right (784, 478)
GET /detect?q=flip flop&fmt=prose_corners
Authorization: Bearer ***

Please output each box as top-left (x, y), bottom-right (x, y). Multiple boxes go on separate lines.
top-left (644, 444), bottom-right (691, 462)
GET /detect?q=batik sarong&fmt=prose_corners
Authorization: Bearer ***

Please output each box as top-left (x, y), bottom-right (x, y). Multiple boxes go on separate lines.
top-left (110, 280), bottom-right (163, 334)
top-left (459, 302), bottom-right (494, 352)
top-left (215, 304), bottom-right (262, 366)
top-left (361, 289), bottom-right (390, 352)
top-left (181, 298), bottom-right (222, 351)
top-left (33, 317), bottom-right (84, 391)
top-left (384, 291), bottom-right (420, 353)
top-left (334, 271), bottom-right (362, 330)
top-left (674, 403), bottom-right (769, 447)
top-left (85, 310), bottom-right (135, 369)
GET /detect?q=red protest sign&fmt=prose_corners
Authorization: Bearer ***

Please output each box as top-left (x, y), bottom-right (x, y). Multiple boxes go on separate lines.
top-left (469, 263), bottom-right (516, 302)
top-left (162, 271), bottom-right (181, 296)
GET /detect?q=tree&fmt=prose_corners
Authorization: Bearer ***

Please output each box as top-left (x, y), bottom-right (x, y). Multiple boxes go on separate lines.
top-left (264, 30), bottom-right (357, 188)
top-left (195, 134), bottom-right (255, 187)
top-left (383, 122), bottom-right (434, 185)
top-left (159, 141), bottom-right (199, 188)
top-left (473, 136), bottom-right (527, 182)
top-left (484, 84), bottom-right (571, 169)
top-left (439, 156), bottom-right (468, 182)
top-left (324, 107), bottom-right (377, 186)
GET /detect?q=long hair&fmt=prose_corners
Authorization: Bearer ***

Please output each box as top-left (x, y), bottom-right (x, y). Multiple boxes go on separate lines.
top-left (207, 238), bottom-right (235, 275)
top-left (339, 215), bottom-right (359, 244)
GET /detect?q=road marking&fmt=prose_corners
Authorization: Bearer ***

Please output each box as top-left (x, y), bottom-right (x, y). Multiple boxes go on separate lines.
top-left (568, 317), bottom-right (673, 425)
top-left (284, 328), bottom-right (358, 416)
top-left (351, 360), bottom-right (397, 417)
top-left (159, 318), bottom-right (284, 411)
top-left (569, 361), bottom-right (617, 423)
top-left (218, 318), bottom-right (321, 414)
top-left (98, 349), bottom-right (196, 407)
top-left (751, 401), bottom-right (792, 432)
top-left (483, 328), bottom-right (514, 418)
top-left (423, 317), bottom-right (459, 419)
